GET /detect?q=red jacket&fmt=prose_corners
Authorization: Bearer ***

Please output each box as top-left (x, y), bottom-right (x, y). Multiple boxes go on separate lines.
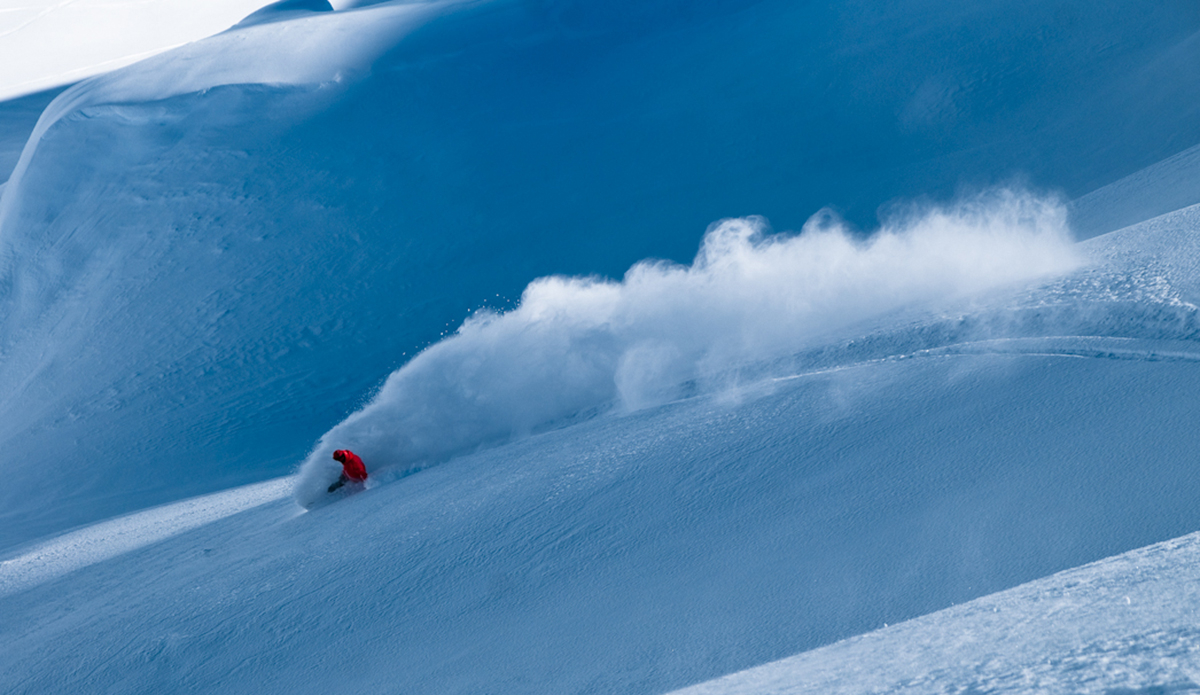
top-left (333, 449), bottom-right (368, 482)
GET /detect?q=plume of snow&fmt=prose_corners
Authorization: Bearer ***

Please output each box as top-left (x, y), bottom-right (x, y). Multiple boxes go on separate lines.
top-left (295, 189), bottom-right (1081, 507)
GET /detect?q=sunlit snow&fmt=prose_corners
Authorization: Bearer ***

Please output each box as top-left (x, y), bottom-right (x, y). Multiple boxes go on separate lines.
top-left (0, 477), bottom-right (290, 597)
top-left (0, 0), bottom-right (280, 101)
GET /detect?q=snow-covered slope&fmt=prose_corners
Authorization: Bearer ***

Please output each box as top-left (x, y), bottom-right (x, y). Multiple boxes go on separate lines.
top-left (0, 0), bottom-right (460, 546)
top-left (1071, 141), bottom-right (1200, 240)
top-left (5, 194), bottom-right (1200, 694)
top-left (4, 0), bottom-right (1200, 549)
top-left (672, 529), bottom-right (1200, 695)
top-left (4, 1), bottom-right (1200, 692)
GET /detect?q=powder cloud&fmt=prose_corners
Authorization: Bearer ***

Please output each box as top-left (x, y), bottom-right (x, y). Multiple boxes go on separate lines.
top-left (295, 189), bottom-right (1081, 507)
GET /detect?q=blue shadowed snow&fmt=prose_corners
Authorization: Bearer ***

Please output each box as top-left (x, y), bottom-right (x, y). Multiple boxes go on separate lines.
top-left (3, 1), bottom-right (1200, 693)
top-left (6, 297), bottom-right (1200, 691)
top-left (0, 86), bottom-right (67, 185)
top-left (4, 197), bottom-right (1200, 693)
top-left (671, 529), bottom-right (1200, 694)
top-left (3, 0), bottom-right (1200, 547)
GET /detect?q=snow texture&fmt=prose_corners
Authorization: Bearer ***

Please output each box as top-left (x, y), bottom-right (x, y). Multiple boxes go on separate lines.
top-left (4, 200), bottom-right (1200, 694)
top-left (6, 0), bottom-right (1200, 546)
top-left (672, 530), bottom-right (1200, 695)
top-left (3, 0), bottom-right (1200, 693)
top-left (0, 477), bottom-right (290, 597)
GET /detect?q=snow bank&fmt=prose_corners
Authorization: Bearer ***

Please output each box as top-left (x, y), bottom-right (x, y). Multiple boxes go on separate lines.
top-left (295, 190), bottom-right (1080, 506)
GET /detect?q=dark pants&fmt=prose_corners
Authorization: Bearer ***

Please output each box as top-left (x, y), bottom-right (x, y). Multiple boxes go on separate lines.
top-left (328, 473), bottom-right (349, 493)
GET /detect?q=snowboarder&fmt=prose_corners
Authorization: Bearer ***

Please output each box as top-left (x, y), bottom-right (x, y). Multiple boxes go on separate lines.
top-left (328, 449), bottom-right (368, 493)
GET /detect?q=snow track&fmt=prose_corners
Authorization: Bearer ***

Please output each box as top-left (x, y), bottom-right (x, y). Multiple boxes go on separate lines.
top-left (912, 336), bottom-right (1200, 364)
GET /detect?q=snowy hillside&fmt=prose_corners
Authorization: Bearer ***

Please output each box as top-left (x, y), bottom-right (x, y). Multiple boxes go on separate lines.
top-left (5, 203), bottom-right (1200, 693)
top-left (4, 0), bottom-right (1200, 549)
top-left (3, 0), bottom-right (1200, 693)
top-left (673, 527), bottom-right (1200, 694)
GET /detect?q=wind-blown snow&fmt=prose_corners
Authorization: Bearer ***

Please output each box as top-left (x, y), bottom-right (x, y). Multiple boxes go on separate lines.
top-left (294, 191), bottom-right (1080, 506)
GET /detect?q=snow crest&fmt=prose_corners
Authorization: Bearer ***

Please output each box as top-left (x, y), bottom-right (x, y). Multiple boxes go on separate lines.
top-left (294, 190), bottom-right (1081, 507)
